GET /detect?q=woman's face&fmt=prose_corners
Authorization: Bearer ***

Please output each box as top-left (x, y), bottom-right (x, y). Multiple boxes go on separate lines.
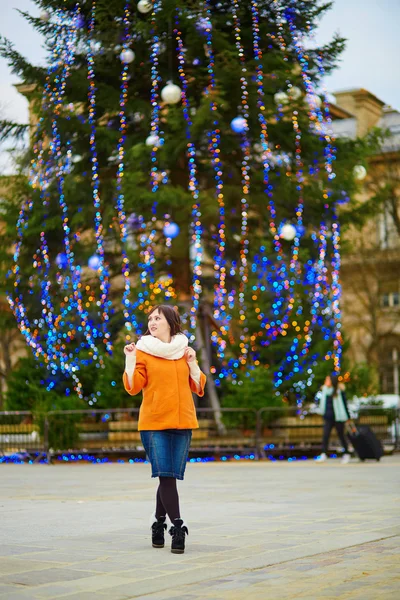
top-left (148, 309), bottom-right (171, 340)
top-left (325, 375), bottom-right (332, 386)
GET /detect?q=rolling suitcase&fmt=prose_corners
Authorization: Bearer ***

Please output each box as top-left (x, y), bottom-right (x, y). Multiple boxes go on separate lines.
top-left (347, 423), bottom-right (384, 461)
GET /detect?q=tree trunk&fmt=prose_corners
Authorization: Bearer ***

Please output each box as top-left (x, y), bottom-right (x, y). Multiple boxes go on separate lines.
top-left (180, 299), bottom-right (226, 434)
top-left (196, 305), bottom-right (226, 436)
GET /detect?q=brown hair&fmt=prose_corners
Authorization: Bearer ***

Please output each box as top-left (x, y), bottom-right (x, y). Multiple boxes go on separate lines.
top-left (330, 374), bottom-right (340, 397)
top-left (143, 305), bottom-right (183, 337)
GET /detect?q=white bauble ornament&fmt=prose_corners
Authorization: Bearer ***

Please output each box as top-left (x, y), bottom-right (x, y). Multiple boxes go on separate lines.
top-left (230, 116), bottom-right (247, 133)
top-left (280, 223), bottom-right (297, 241)
top-left (274, 91), bottom-right (289, 105)
top-left (163, 222), bottom-right (180, 238)
top-left (40, 10), bottom-right (50, 22)
top-left (88, 254), bottom-right (101, 270)
top-left (120, 49), bottom-right (135, 64)
top-left (137, 0), bottom-right (152, 13)
top-left (288, 86), bottom-right (302, 100)
top-left (161, 82), bottom-right (182, 105)
top-left (145, 134), bottom-right (160, 147)
top-left (127, 234), bottom-right (138, 250)
top-left (353, 165), bottom-right (367, 181)
top-left (90, 40), bottom-right (102, 55)
top-left (132, 112), bottom-right (144, 123)
top-left (305, 93), bottom-right (322, 109)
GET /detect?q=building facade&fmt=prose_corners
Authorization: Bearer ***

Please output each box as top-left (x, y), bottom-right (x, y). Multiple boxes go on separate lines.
top-left (331, 89), bottom-right (400, 395)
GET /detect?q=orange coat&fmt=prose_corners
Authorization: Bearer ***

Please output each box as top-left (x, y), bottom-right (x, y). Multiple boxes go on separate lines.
top-left (123, 349), bottom-right (206, 431)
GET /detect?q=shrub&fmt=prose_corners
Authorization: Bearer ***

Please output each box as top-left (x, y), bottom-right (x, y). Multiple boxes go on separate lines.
top-left (221, 367), bottom-right (286, 429)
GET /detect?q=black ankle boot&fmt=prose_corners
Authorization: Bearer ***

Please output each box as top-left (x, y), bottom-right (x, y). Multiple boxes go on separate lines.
top-left (151, 515), bottom-right (167, 548)
top-left (169, 518), bottom-right (188, 554)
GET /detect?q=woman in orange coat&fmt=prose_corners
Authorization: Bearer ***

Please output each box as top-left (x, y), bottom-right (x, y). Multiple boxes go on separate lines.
top-left (123, 305), bottom-right (206, 554)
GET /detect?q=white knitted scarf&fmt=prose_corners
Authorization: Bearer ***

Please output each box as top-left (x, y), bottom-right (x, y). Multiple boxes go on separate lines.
top-left (125, 333), bottom-right (201, 389)
top-left (136, 334), bottom-right (188, 359)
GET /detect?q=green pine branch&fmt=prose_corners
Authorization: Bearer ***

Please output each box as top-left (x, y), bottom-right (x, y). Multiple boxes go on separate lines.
top-left (0, 120), bottom-right (29, 143)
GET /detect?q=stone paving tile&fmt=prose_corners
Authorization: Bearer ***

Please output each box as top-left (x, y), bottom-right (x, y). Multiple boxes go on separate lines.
top-left (1, 458), bottom-right (399, 599)
top-left (18, 549), bottom-right (114, 563)
top-left (39, 594), bottom-right (132, 600)
top-left (63, 559), bottom-right (151, 573)
top-left (0, 594), bottom-right (39, 600)
top-left (27, 575), bottom-right (140, 599)
top-left (0, 546), bottom-right (54, 557)
top-left (0, 559), bottom-right (61, 577)
top-left (0, 584), bottom-right (30, 599)
top-left (1, 568), bottom-right (97, 588)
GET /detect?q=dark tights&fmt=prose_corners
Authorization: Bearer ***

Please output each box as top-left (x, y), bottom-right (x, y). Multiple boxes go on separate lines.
top-left (155, 477), bottom-right (180, 522)
top-left (323, 420), bottom-right (349, 454)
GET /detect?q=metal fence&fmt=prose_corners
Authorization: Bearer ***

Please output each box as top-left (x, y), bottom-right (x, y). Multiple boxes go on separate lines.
top-left (1, 406), bottom-right (399, 462)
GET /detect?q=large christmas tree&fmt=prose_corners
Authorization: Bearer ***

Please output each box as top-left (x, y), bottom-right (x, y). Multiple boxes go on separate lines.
top-left (0, 0), bottom-right (367, 414)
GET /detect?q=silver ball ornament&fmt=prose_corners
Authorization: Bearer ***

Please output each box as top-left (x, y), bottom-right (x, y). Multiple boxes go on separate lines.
top-left (145, 134), bottom-right (160, 147)
top-left (120, 49), bottom-right (135, 64)
top-left (161, 82), bottom-right (182, 105)
top-left (274, 91), bottom-right (289, 105)
top-left (288, 86), bottom-right (302, 100)
top-left (353, 165), bottom-right (367, 181)
top-left (230, 116), bottom-right (247, 133)
top-left (137, 0), bottom-right (152, 14)
top-left (40, 10), bottom-right (50, 22)
top-left (280, 223), bottom-right (297, 241)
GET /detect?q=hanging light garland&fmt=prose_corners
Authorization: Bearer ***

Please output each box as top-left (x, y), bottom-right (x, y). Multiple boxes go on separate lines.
top-left (231, 0), bottom-right (251, 366)
top-left (249, 2), bottom-right (300, 347)
top-left (248, 0), bottom-right (342, 398)
top-left (8, 6), bottom-right (108, 398)
top-left (87, 0), bottom-right (112, 353)
top-left (174, 10), bottom-right (203, 334)
top-left (202, 1), bottom-right (227, 334)
top-left (272, 5), bottom-right (341, 395)
top-left (199, 0), bottom-right (231, 373)
top-left (113, 0), bottom-right (137, 339)
top-left (136, 0), bottom-right (163, 317)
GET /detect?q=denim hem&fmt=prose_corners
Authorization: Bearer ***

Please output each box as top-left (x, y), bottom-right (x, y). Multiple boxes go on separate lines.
top-left (151, 470), bottom-right (185, 481)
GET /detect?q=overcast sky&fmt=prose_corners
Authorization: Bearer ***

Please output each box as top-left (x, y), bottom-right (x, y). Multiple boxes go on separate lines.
top-left (0, 0), bottom-right (399, 171)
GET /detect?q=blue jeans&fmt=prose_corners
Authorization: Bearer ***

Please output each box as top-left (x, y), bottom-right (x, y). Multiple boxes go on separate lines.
top-left (140, 429), bottom-right (192, 480)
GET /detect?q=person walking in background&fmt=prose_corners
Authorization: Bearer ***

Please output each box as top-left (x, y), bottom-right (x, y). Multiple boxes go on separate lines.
top-left (317, 374), bottom-right (351, 464)
top-left (123, 305), bottom-right (206, 554)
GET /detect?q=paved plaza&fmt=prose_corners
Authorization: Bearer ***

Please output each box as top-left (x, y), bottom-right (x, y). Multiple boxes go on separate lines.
top-left (0, 456), bottom-right (399, 600)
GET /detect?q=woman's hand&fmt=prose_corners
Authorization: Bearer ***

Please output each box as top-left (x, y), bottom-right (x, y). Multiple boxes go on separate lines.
top-left (184, 347), bottom-right (196, 363)
top-left (124, 343), bottom-right (137, 356)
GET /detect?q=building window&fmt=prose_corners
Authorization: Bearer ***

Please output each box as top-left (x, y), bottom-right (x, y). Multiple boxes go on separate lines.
top-left (378, 207), bottom-right (399, 250)
top-left (382, 294), bottom-right (390, 308)
top-left (381, 292), bottom-right (400, 308)
top-left (379, 340), bottom-right (400, 395)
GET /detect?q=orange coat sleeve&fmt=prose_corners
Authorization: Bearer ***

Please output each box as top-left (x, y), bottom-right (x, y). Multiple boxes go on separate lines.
top-left (189, 370), bottom-right (207, 397)
top-left (123, 355), bottom-right (148, 396)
